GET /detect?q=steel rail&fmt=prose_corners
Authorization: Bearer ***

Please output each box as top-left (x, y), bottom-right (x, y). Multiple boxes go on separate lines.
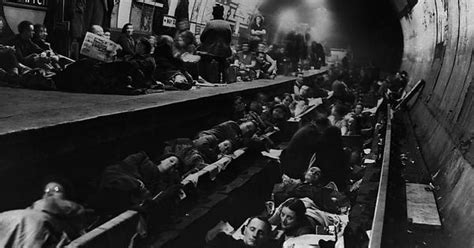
top-left (368, 104), bottom-right (393, 248)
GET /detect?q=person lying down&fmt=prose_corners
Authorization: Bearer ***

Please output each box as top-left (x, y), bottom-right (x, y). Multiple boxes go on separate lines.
top-left (206, 197), bottom-right (349, 248)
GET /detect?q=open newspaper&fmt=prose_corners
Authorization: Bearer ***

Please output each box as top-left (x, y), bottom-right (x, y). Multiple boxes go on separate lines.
top-left (80, 32), bottom-right (120, 62)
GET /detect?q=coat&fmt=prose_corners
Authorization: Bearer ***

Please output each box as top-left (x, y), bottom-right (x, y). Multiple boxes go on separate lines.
top-left (0, 198), bottom-right (85, 247)
top-left (117, 34), bottom-right (136, 57)
top-left (199, 19), bottom-right (232, 58)
top-left (280, 123), bottom-right (324, 179)
top-left (92, 152), bottom-right (170, 213)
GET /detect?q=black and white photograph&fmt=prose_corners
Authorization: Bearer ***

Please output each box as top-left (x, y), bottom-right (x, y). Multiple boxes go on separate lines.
top-left (0, 0), bottom-right (472, 247)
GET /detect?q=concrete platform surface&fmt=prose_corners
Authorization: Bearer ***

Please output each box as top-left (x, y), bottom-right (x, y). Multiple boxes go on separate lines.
top-left (0, 70), bottom-right (325, 136)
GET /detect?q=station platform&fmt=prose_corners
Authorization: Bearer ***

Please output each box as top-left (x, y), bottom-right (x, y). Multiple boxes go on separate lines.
top-left (0, 69), bottom-right (327, 211)
top-left (1, 70), bottom-right (321, 136)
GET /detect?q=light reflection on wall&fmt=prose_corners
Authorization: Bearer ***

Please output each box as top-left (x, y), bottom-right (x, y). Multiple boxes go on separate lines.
top-left (273, 0), bottom-right (335, 45)
top-left (308, 7), bottom-right (333, 43)
top-left (277, 9), bottom-right (298, 32)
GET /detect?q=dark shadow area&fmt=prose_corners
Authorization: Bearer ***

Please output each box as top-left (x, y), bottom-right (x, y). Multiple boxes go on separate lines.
top-left (260, 0), bottom-right (403, 72)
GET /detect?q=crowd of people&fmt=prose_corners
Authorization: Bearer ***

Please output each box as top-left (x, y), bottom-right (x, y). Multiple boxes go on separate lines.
top-left (0, 4), bottom-right (325, 95)
top-left (0, 4), bottom-right (411, 246)
top-left (0, 58), bottom-right (409, 246)
top-left (204, 63), bottom-right (409, 247)
top-left (0, 50), bottom-right (409, 246)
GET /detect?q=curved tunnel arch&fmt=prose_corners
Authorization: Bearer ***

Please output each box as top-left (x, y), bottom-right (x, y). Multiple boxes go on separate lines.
top-left (0, 0), bottom-right (472, 246)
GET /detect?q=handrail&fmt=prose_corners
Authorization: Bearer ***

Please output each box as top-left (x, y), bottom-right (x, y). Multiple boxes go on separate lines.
top-left (368, 104), bottom-right (392, 248)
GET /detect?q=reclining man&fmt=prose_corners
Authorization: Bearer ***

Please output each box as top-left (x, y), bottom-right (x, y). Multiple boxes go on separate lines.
top-left (193, 120), bottom-right (257, 163)
top-left (206, 216), bottom-right (276, 248)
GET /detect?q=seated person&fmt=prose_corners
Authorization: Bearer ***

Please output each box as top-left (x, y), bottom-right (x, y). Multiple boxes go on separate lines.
top-left (32, 24), bottom-right (73, 70)
top-left (103, 29), bottom-right (111, 40)
top-left (173, 30), bottom-right (200, 79)
top-left (328, 78), bottom-right (355, 106)
top-left (387, 71), bottom-right (408, 100)
top-left (91, 24), bottom-right (105, 37)
top-left (128, 37), bottom-right (158, 88)
top-left (32, 24), bottom-right (51, 50)
top-left (280, 105), bottom-right (331, 179)
top-left (174, 30), bottom-right (198, 57)
top-left (268, 198), bottom-right (314, 244)
top-left (328, 104), bottom-right (350, 135)
top-left (0, 44), bottom-right (21, 79)
top-left (116, 23), bottom-right (136, 58)
top-left (154, 35), bottom-right (194, 90)
top-left (293, 71), bottom-right (305, 97)
top-left (233, 42), bottom-right (256, 81)
top-left (90, 25), bottom-right (120, 61)
top-left (297, 85), bottom-right (314, 101)
top-left (255, 52), bottom-right (276, 79)
top-left (272, 46), bottom-right (290, 75)
top-left (261, 104), bottom-right (291, 130)
top-left (256, 92), bottom-right (271, 110)
top-left (91, 152), bottom-right (181, 214)
top-left (6, 21), bottom-right (47, 68)
top-left (281, 93), bottom-right (297, 116)
top-left (232, 96), bottom-right (248, 121)
top-left (0, 179), bottom-right (85, 247)
top-left (206, 216), bottom-right (275, 248)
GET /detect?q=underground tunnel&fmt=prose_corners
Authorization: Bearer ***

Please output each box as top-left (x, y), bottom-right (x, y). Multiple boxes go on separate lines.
top-left (0, 0), bottom-right (472, 247)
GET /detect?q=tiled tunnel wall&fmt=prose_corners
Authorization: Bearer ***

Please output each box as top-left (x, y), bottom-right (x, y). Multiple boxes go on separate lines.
top-left (393, 0), bottom-right (474, 246)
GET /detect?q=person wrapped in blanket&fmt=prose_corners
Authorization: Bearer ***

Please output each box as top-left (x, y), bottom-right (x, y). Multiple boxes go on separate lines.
top-left (273, 167), bottom-right (350, 215)
top-left (90, 152), bottom-right (182, 215)
top-left (163, 138), bottom-right (208, 177)
top-left (0, 179), bottom-right (86, 247)
top-left (270, 198), bottom-right (349, 248)
top-left (193, 120), bottom-right (257, 164)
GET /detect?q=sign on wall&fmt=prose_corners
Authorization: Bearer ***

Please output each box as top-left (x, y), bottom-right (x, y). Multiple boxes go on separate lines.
top-left (163, 15), bottom-right (176, 28)
top-left (4, 0), bottom-right (48, 9)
